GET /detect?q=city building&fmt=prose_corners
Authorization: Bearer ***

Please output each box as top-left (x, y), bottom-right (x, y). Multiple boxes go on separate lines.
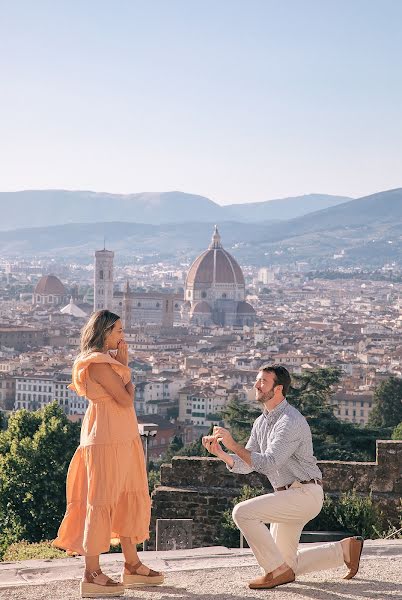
top-left (182, 226), bottom-right (256, 327)
top-left (94, 248), bottom-right (114, 311)
top-left (33, 275), bottom-right (68, 306)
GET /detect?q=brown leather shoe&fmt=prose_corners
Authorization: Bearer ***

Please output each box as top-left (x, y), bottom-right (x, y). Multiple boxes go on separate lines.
top-left (248, 567), bottom-right (295, 589)
top-left (344, 536), bottom-right (364, 579)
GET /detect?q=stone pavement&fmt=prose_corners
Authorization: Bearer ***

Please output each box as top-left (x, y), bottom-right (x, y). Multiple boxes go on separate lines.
top-left (0, 541), bottom-right (401, 600)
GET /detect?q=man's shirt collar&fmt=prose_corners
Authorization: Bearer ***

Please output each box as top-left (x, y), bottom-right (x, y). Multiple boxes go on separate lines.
top-left (262, 398), bottom-right (288, 422)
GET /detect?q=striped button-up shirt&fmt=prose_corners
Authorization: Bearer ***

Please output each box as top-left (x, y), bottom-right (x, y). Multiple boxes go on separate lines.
top-left (228, 399), bottom-right (322, 489)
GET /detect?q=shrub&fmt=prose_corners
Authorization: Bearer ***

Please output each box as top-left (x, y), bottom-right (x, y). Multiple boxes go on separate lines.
top-left (306, 490), bottom-right (383, 539)
top-left (218, 486), bottom-right (384, 547)
top-left (2, 540), bottom-right (66, 561)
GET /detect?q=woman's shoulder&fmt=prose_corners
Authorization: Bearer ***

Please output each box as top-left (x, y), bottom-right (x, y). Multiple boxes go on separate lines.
top-left (75, 351), bottom-right (118, 367)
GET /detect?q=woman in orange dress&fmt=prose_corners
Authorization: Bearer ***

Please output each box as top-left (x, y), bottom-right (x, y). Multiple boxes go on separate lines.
top-left (53, 310), bottom-right (164, 598)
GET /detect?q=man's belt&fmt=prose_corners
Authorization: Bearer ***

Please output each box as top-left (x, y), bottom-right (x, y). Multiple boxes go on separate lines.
top-left (275, 478), bottom-right (323, 492)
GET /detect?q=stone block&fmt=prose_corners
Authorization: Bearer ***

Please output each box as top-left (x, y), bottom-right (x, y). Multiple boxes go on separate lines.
top-left (155, 518), bottom-right (193, 551)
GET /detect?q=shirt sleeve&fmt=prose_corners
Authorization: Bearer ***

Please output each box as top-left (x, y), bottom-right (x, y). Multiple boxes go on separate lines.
top-left (226, 421), bottom-right (260, 474)
top-left (250, 417), bottom-right (302, 476)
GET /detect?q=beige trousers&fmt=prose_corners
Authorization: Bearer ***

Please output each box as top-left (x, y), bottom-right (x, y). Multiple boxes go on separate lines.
top-left (232, 481), bottom-right (344, 575)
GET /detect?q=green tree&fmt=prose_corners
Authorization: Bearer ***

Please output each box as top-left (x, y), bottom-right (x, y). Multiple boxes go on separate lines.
top-left (368, 377), bottom-right (402, 429)
top-left (175, 434), bottom-right (209, 457)
top-left (392, 421), bottom-right (402, 440)
top-left (0, 402), bottom-right (80, 558)
top-left (169, 435), bottom-right (184, 454)
top-left (0, 410), bottom-right (6, 431)
top-left (220, 396), bottom-right (259, 446)
top-left (221, 368), bottom-right (383, 461)
top-left (285, 368), bottom-right (387, 461)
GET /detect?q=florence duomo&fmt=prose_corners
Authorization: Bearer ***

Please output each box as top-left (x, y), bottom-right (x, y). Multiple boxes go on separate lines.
top-left (94, 226), bottom-right (256, 329)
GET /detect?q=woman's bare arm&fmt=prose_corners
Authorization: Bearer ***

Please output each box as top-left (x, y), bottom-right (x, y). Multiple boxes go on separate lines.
top-left (89, 363), bottom-right (134, 408)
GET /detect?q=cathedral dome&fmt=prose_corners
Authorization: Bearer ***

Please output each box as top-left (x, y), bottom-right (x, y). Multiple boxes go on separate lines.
top-left (186, 226), bottom-right (245, 289)
top-left (34, 275), bottom-right (66, 296)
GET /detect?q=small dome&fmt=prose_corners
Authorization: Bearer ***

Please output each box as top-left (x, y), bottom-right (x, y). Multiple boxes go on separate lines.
top-left (34, 275), bottom-right (66, 296)
top-left (186, 226), bottom-right (245, 288)
top-left (191, 301), bottom-right (212, 313)
top-left (236, 301), bottom-right (256, 314)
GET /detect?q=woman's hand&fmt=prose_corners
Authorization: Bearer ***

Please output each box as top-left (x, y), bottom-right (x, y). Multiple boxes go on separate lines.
top-left (115, 340), bottom-right (129, 366)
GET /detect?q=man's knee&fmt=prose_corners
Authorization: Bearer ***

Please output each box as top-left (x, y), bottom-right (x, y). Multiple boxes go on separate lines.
top-left (232, 500), bottom-right (250, 524)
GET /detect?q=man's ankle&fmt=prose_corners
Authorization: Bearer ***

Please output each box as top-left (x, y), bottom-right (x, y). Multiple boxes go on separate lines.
top-left (340, 538), bottom-right (351, 563)
top-left (271, 563), bottom-right (291, 577)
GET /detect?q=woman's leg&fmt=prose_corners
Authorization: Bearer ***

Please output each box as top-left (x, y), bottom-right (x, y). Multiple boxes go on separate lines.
top-left (120, 536), bottom-right (151, 574)
top-left (120, 536), bottom-right (164, 586)
top-left (83, 554), bottom-right (121, 585)
top-left (85, 555), bottom-right (100, 573)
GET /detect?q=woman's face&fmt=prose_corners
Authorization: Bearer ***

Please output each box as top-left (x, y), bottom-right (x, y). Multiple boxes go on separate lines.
top-left (105, 319), bottom-right (124, 350)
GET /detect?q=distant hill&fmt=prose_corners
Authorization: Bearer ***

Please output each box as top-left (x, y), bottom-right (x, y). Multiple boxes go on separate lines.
top-left (224, 193), bottom-right (351, 221)
top-left (257, 188), bottom-right (402, 242)
top-left (0, 188), bottom-right (400, 267)
top-left (0, 221), bottom-right (264, 258)
top-left (0, 190), bottom-right (352, 230)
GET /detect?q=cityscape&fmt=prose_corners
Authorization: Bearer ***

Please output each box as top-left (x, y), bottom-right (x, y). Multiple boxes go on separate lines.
top-left (1, 222), bottom-right (401, 458)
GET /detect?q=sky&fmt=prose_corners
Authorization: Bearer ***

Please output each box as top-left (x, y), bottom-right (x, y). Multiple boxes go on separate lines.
top-left (0, 0), bottom-right (401, 205)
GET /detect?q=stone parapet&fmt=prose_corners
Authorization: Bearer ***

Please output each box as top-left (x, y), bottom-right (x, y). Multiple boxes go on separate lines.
top-left (150, 441), bottom-right (402, 549)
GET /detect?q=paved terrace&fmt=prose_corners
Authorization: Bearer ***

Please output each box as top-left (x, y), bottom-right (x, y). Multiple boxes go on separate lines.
top-left (0, 541), bottom-right (401, 600)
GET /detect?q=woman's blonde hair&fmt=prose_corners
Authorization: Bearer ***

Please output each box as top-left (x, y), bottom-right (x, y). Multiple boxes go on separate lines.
top-left (78, 310), bottom-right (120, 357)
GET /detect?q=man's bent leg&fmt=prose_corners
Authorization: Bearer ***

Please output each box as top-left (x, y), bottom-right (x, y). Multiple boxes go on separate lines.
top-left (233, 484), bottom-right (325, 575)
top-left (270, 521), bottom-right (304, 574)
top-left (232, 494), bottom-right (284, 573)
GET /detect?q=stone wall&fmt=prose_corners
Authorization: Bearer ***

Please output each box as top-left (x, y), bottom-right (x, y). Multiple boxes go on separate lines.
top-left (150, 440), bottom-right (402, 548)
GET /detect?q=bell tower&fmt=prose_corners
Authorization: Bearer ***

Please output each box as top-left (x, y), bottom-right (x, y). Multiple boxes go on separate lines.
top-left (94, 246), bottom-right (114, 311)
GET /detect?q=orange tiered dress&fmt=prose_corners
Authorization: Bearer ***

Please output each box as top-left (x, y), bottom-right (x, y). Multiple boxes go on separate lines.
top-left (52, 352), bottom-right (151, 556)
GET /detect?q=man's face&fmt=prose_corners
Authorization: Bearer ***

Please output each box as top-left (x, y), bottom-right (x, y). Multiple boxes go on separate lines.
top-left (253, 370), bottom-right (279, 404)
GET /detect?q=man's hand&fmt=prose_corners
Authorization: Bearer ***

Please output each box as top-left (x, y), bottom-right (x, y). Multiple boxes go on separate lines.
top-left (115, 340), bottom-right (129, 366)
top-left (202, 435), bottom-right (225, 458)
top-left (212, 426), bottom-right (236, 451)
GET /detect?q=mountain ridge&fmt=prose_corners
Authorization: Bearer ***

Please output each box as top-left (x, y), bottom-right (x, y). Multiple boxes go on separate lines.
top-left (0, 187), bottom-right (400, 267)
top-left (0, 189), bottom-right (352, 230)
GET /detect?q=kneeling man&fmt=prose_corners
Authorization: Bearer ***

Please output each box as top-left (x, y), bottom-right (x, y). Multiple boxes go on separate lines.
top-left (202, 364), bottom-right (363, 589)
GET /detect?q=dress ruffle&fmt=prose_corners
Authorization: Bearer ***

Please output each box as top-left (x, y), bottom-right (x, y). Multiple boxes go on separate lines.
top-left (53, 439), bottom-right (150, 555)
